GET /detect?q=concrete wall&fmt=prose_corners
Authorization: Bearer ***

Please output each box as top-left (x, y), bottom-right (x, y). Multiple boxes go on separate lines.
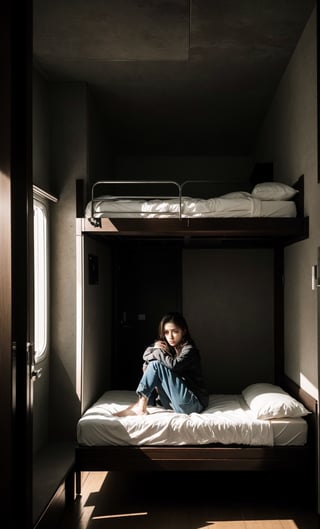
top-left (82, 237), bottom-right (113, 412)
top-left (183, 248), bottom-right (274, 394)
top-left (49, 83), bottom-right (88, 440)
top-left (255, 8), bottom-right (319, 402)
top-left (114, 154), bottom-right (254, 197)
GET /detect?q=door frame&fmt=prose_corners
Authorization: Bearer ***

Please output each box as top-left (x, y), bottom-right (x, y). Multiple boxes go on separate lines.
top-left (0, 1), bottom-right (33, 527)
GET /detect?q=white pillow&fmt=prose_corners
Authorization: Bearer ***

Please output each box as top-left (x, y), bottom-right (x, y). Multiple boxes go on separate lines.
top-left (242, 383), bottom-right (310, 419)
top-left (251, 182), bottom-right (298, 201)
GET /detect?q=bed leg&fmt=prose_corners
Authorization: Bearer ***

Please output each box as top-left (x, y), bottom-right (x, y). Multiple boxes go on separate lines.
top-left (65, 467), bottom-right (75, 504)
top-left (76, 470), bottom-right (81, 496)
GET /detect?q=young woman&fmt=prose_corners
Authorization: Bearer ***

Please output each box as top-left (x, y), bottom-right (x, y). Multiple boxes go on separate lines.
top-left (114, 312), bottom-right (209, 416)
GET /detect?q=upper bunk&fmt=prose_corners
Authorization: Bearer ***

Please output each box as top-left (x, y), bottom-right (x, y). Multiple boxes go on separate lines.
top-left (76, 174), bottom-right (309, 247)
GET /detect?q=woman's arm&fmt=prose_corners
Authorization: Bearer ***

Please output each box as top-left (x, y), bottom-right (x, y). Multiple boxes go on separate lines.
top-left (143, 343), bottom-right (171, 364)
top-left (143, 343), bottom-right (198, 371)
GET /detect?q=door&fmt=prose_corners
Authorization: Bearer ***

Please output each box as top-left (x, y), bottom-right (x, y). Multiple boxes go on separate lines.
top-left (113, 241), bottom-right (182, 389)
top-left (0, 2), bottom-right (34, 528)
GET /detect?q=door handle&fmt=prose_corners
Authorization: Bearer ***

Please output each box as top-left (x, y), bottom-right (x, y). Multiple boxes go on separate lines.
top-left (31, 367), bottom-right (43, 381)
top-left (27, 341), bottom-right (43, 381)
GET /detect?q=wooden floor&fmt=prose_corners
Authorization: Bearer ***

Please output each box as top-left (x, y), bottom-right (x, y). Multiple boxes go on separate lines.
top-left (57, 470), bottom-right (319, 529)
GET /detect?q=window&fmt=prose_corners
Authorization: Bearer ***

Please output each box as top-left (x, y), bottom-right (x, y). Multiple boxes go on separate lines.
top-left (33, 196), bottom-right (48, 361)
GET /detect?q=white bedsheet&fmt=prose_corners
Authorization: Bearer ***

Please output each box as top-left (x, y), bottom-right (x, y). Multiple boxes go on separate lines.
top-left (85, 196), bottom-right (296, 219)
top-left (77, 390), bottom-right (280, 447)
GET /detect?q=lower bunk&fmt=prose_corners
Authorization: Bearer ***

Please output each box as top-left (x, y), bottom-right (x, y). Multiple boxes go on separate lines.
top-left (74, 379), bottom-right (317, 496)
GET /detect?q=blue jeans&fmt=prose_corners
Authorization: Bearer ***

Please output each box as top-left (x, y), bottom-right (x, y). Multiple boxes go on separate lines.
top-left (136, 361), bottom-right (203, 414)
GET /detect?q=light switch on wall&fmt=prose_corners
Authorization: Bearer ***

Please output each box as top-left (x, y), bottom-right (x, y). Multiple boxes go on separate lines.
top-left (311, 264), bottom-right (318, 290)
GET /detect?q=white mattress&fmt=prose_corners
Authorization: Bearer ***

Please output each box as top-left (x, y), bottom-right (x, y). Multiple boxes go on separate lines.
top-left (85, 196), bottom-right (296, 219)
top-left (77, 390), bottom-right (307, 447)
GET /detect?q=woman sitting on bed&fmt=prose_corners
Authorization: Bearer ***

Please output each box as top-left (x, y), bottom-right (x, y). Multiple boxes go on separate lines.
top-left (114, 312), bottom-right (209, 416)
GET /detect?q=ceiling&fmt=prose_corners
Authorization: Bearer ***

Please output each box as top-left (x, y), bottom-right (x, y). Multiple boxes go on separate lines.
top-left (33, 0), bottom-right (316, 156)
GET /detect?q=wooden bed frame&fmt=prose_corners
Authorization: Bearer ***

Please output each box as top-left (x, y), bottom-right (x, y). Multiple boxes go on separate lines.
top-left (76, 175), bottom-right (308, 246)
top-left (74, 375), bottom-right (317, 496)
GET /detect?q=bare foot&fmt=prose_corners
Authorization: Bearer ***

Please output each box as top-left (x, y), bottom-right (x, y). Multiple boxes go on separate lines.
top-left (113, 403), bottom-right (148, 417)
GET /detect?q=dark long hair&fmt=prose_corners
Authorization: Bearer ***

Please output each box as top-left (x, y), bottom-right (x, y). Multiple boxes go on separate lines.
top-left (158, 312), bottom-right (195, 347)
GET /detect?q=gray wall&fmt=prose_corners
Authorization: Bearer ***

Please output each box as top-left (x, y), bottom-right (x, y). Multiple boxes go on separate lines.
top-left (255, 7), bottom-right (319, 402)
top-left (33, 69), bottom-right (51, 192)
top-left (87, 92), bottom-right (114, 189)
top-left (49, 82), bottom-right (88, 440)
top-left (114, 154), bottom-right (254, 194)
top-left (183, 249), bottom-right (274, 393)
top-left (82, 237), bottom-right (113, 412)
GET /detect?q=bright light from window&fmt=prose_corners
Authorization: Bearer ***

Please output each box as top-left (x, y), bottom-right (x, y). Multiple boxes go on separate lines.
top-left (34, 198), bottom-right (48, 360)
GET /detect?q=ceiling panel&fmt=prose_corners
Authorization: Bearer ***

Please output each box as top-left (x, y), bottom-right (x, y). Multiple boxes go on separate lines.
top-left (33, 0), bottom-right (316, 155)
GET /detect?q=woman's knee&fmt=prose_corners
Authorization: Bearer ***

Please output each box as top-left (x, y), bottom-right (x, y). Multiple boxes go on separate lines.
top-left (147, 360), bottom-right (162, 372)
top-left (148, 360), bottom-right (170, 376)
top-left (154, 362), bottom-right (176, 385)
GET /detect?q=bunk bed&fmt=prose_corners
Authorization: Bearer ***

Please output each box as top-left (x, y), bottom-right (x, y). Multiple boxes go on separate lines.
top-left (76, 175), bottom-right (309, 245)
top-left (73, 173), bottom-right (316, 497)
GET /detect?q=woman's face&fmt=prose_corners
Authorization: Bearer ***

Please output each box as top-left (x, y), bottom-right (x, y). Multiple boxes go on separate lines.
top-left (163, 322), bottom-right (185, 347)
